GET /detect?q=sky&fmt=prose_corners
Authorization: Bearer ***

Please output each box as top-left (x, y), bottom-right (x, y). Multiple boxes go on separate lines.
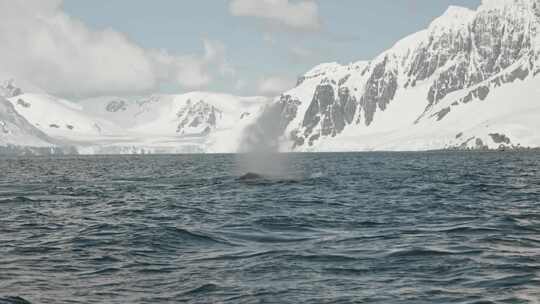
top-left (1, 0), bottom-right (482, 99)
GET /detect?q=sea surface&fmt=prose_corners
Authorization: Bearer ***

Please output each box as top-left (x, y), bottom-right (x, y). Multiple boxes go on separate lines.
top-left (0, 152), bottom-right (539, 304)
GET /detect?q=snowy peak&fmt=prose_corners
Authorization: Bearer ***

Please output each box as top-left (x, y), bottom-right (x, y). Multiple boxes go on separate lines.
top-left (303, 62), bottom-right (345, 78)
top-left (442, 5), bottom-right (475, 16)
top-left (260, 0), bottom-right (540, 151)
top-left (481, 0), bottom-right (538, 10)
top-left (105, 99), bottom-right (128, 113)
top-left (430, 6), bottom-right (475, 30)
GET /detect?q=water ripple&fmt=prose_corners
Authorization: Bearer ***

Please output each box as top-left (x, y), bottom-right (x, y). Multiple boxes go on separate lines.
top-left (1, 152), bottom-right (539, 303)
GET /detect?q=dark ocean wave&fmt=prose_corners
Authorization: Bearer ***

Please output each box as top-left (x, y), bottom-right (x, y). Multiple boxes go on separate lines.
top-left (1, 152), bottom-right (540, 303)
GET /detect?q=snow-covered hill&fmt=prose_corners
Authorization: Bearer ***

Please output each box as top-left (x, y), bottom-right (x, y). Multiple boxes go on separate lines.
top-left (262, 0), bottom-right (540, 151)
top-left (77, 93), bottom-right (268, 153)
top-left (0, 82), bottom-right (73, 155)
top-left (1, 90), bottom-right (269, 154)
top-left (0, 96), bottom-right (51, 147)
top-left (9, 94), bottom-right (123, 142)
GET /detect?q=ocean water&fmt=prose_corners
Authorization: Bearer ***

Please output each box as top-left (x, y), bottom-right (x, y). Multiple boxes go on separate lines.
top-left (0, 152), bottom-right (539, 304)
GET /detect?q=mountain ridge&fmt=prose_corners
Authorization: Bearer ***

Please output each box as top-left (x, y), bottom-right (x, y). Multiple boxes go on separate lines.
top-left (257, 0), bottom-right (540, 152)
top-left (1, 0), bottom-right (539, 154)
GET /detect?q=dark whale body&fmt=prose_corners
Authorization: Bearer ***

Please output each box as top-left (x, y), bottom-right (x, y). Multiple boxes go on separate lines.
top-left (238, 172), bottom-right (301, 184)
top-left (238, 172), bottom-right (264, 181)
top-left (0, 297), bottom-right (33, 304)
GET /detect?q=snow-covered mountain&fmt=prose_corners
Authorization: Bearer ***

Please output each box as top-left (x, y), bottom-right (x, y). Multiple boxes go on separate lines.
top-left (0, 81), bottom-right (73, 155)
top-left (262, 0), bottom-right (540, 151)
top-left (2, 0), bottom-right (540, 154)
top-left (77, 93), bottom-right (267, 153)
top-left (10, 94), bottom-right (123, 141)
top-left (1, 88), bottom-right (268, 154)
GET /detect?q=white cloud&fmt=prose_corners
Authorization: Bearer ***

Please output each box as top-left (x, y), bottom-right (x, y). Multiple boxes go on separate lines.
top-left (229, 0), bottom-right (321, 31)
top-left (0, 0), bottom-right (231, 97)
top-left (151, 39), bottom-right (231, 89)
top-left (257, 76), bottom-right (295, 96)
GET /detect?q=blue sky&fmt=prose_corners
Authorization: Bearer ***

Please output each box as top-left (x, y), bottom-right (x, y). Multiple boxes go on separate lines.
top-left (9, 0), bottom-right (482, 97)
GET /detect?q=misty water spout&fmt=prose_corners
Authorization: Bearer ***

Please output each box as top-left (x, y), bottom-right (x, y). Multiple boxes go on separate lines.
top-left (236, 102), bottom-right (292, 179)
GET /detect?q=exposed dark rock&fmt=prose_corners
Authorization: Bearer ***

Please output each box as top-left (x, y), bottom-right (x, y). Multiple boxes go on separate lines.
top-left (291, 130), bottom-right (305, 148)
top-left (459, 136), bottom-right (476, 149)
top-left (16, 99), bottom-right (30, 108)
top-left (274, 95), bottom-right (301, 132)
top-left (433, 107), bottom-right (451, 121)
top-left (407, 27), bottom-right (472, 84)
top-left (475, 138), bottom-right (489, 150)
top-left (427, 60), bottom-right (470, 107)
top-left (303, 84), bottom-right (333, 136)
top-left (477, 86), bottom-right (490, 100)
top-left (489, 133), bottom-right (511, 144)
top-left (507, 66), bottom-right (530, 82)
top-left (338, 74), bottom-right (351, 86)
top-left (202, 126), bottom-right (211, 136)
top-left (308, 134), bottom-right (320, 146)
top-left (189, 117), bottom-right (202, 128)
top-left (301, 84), bottom-right (358, 140)
top-left (176, 100), bottom-right (222, 135)
top-left (295, 81), bottom-right (360, 146)
top-left (240, 112), bottom-right (250, 119)
top-left (360, 56), bottom-right (398, 126)
top-left (462, 91), bottom-right (474, 104)
top-left (339, 87), bottom-right (357, 125)
top-left (0, 80), bottom-right (23, 98)
top-left (458, 85), bottom-right (490, 104)
top-left (106, 100), bottom-right (127, 112)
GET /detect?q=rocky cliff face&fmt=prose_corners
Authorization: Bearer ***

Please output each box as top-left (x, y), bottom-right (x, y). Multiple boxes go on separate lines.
top-left (0, 79), bottom-right (23, 98)
top-left (268, 0), bottom-right (540, 151)
top-left (175, 99), bottom-right (222, 136)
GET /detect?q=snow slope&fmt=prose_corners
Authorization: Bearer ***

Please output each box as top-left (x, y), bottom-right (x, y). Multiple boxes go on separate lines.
top-left (78, 93), bottom-right (268, 154)
top-left (0, 82), bottom-right (73, 155)
top-left (0, 96), bottom-right (52, 147)
top-left (8, 92), bottom-right (269, 154)
top-left (8, 94), bottom-right (123, 143)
